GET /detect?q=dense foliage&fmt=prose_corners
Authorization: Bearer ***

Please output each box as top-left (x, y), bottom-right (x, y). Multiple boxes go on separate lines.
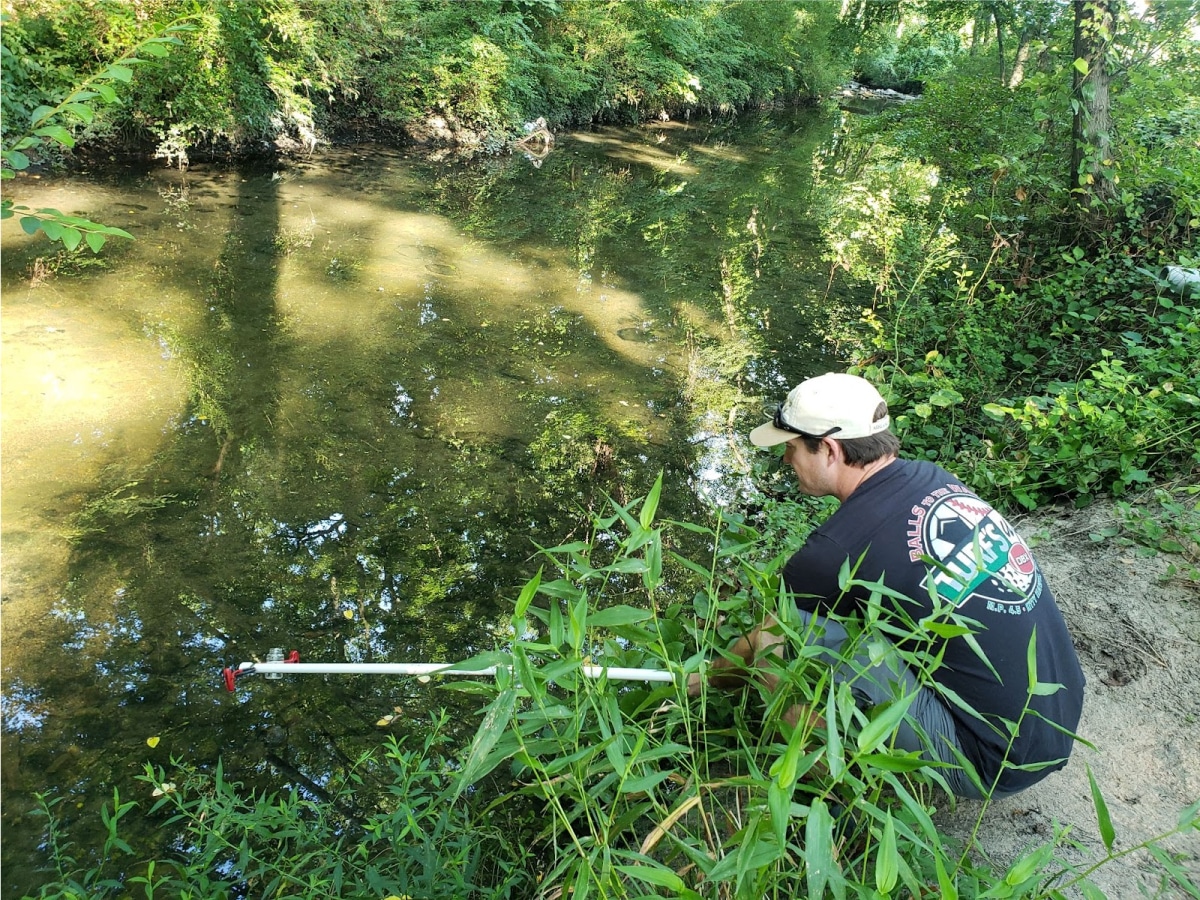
top-left (27, 488), bottom-right (1200, 899)
top-left (1, 0), bottom-right (855, 157)
top-left (812, 1), bottom-right (1200, 512)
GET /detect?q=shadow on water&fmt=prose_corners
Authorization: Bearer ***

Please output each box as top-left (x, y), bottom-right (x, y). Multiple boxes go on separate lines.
top-left (0, 108), bottom-right (870, 895)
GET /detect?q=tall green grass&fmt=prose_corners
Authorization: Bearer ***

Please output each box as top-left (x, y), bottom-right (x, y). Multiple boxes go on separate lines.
top-left (25, 479), bottom-right (1200, 899)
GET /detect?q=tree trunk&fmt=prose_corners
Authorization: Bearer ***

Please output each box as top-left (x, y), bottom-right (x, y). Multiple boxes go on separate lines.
top-left (991, 2), bottom-right (1007, 86)
top-left (1070, 0), bottom-right (1118, 208)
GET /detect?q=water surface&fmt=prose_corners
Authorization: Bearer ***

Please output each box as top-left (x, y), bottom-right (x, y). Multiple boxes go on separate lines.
top-left (1, 109), bottom-right (866, 894)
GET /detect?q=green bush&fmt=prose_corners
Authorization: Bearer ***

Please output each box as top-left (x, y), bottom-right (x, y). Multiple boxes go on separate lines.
top-left (28, 486), bottom-right (1200, 899)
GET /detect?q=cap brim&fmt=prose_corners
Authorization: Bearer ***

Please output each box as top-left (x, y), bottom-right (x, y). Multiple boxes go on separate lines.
top-left (749, 422), bottom-right (796, 448)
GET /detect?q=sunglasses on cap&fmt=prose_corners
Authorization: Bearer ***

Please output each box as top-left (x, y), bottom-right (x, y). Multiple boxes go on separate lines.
top-left (772, 403), bottom-right (842, 440)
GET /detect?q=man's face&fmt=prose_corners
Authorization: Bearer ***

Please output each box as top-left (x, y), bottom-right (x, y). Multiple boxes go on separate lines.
top-left (782, 437), bottom-right (832, 497)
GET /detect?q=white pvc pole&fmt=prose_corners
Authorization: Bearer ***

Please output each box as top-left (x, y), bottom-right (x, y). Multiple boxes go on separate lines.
top-left (239, 661), bottom-right (676, 682)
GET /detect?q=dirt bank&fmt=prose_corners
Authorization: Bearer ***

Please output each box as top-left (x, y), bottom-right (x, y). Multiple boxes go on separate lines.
top-left (938, 501), bottom-right (1200, 897)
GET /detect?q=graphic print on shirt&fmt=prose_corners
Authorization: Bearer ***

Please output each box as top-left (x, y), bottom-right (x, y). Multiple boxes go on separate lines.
top-left (906, 486), bottom-right (1042, 612)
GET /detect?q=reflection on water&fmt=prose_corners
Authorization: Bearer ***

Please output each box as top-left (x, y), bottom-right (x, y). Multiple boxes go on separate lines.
top-left (0, 110), bottom-right (865, 894)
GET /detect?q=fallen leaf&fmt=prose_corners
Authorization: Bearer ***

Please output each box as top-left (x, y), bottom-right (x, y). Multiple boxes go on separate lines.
top-left (146, 736), bottom-right (160, 748)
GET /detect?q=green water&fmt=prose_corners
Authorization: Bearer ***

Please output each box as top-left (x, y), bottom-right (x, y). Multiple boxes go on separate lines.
top-left (0, 109), bottom-right (865, 895)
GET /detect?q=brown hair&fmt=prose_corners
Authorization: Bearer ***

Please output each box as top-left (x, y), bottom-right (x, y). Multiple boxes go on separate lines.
top-left (800, 402), bottom-right (899, 466)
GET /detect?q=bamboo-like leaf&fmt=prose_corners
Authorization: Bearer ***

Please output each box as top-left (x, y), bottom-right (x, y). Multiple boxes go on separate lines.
top-left (935, 852), bottom-right (959, 900)
top-left (620, 770), bottom-right (672, 795)
top-left (588, 605), bottom-right (653, 628)
top-left (615, 862), bottom-right (684, 891)
top-left (805, 799), bottom-right (835, 899)
top-left (513, 567), bottom-right (542, 620)
top-left (825, 685), bottom-right (844, 780)
top-left (643, 531), bottom-right (662, 591)
top-left (1147, 845), bottom-right (1200, 899)
top-left (768, 779), bottom-right (789, 848)
top-left (639, 472), bottom-right (663, 528)
top-left (858, 751), bottom-right (928, 772)
top-left (1086, 764), bottom-right (1116, 853)
top-left (453, 688), bottom-right (517, 801)
top-left (856, 694), bottom-right (915, 753)
top-left (568, 592), bottom-right (587, 651)
top-left (549, 597), bottom-right (564, 648)
top-left (875, 812), bottom-right (898, 894)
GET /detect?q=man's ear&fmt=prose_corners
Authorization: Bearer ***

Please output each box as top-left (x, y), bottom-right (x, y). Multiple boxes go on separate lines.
top-left (821, 437), bottom-right (844, 464)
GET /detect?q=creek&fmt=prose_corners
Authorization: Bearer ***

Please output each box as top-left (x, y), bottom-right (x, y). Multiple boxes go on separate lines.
top-left (0, 108), bottom-right (867, 895)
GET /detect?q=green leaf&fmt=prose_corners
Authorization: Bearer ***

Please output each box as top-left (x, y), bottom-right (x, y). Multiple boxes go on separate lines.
top-left (513, 568), bottom-right (542, 620)
top-left (620, 770), bottom-right (673, 794)
top-left (930, 387), bottom-right (964, 407)
top-left (29, 104), bottom-right (56, 126)
top-left (453, 688), bottom-right (517, 800)
top-left (859, 752), bottom-right (928, 772)
top-left (20, 216), bottom-right (41, 236)
top-left (105, 64), bottom-right (134, 83)
top-left (1147, 845), bottom-right (1200, 899)
top-left (615, 863), bottom-right (684, 892)
top-left (805, 799), bottom-right (836, 899)
top-left (3, 150), bottom-right (30, 170)
top-left (34, 125), bottom-right (76, 148)
top-left (1002, 843), bottom-right (1054, 887)
top-left (875, 812), bottom-right (898, 894)
top-left (768, 779), bottom-right (790, 848)
top-left (85, 231), bottom-right (107, 254)
top-left (935, 852), bottom-right (959, 900)
top-left (61, 227), bottom-right (83, 251)
top-left (95, 83), bottom-right (118, 103)
top-left (40, 219), bottom-right (65, 241)
top-left (588, 606), bottom-right (653, 628)
top-left (639, 472), bottom-right (663, 528)
top-left (61, 102), bottom-right (95, 123)
top-left (1086, 765), bottom-right (1116, 853)
top-left (856, 694), bottom-right (915, 753)
top-left (1074, 57), bottom-right (1089, 75)
top-left (824, 685), bottom-right (844, 780)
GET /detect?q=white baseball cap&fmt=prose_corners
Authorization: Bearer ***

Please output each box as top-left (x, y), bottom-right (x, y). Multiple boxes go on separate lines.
top-left (749, 373), bottom-right (890, 447)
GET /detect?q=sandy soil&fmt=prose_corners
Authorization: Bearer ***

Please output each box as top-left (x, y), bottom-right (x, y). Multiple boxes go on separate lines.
top-left (937, 501), bottom-right (1200, 898)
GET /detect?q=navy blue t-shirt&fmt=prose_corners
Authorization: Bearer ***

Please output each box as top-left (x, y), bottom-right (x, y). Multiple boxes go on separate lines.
top-left (783, 459), bottom-right (1085, 793)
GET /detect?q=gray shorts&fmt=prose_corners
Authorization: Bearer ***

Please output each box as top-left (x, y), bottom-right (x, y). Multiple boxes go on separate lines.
top-left (795, 609), bottom-right (990, 799)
